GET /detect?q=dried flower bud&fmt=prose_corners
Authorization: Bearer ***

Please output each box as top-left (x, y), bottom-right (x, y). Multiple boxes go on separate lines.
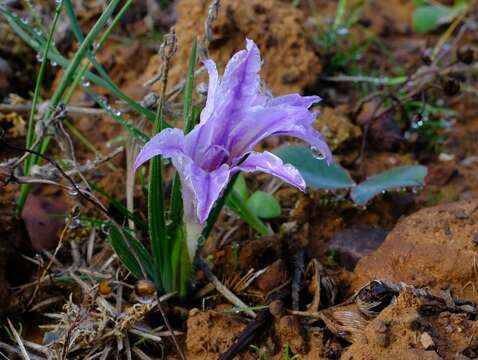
top-left (457, 46), bottom-right (474, 65)
top-left (421, 49), bottom-right (433, 66)
top-left (98, 280), bottom-right (113, 296)
top-left (441, 77), bottom-right (461, 96)
top-left (134, 279), bottom-right (156, 304)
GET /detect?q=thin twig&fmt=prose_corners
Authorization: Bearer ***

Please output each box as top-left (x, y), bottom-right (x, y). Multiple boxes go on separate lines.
top-left (198, 257), bottom-right (256, 318)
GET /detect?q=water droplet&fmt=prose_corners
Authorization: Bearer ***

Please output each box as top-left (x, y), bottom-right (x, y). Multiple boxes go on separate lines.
top-left (354, 204), bottom-right (367, 210)
top-left (381, 190), bottom-right (386, 194)
top-left (134, 280), bottom-right (156, 304)
top-left (113, 110), bottom-right (121, 116)
top-left (311, 146), bottom-right (326, 160)
top-left (68, 189), bottom-right (79, 196)
top-left (100, 223), bottom-right (110, 235)
top-left (336, 26), bottom-right (349, 36)
top-left (21, 18), bottom-right (29, 24)
top-left (36, 53), bottom-right (43, 63)
top-left (81, 78), bottom-right (90, 87)
top-left (51, 60), bottom-right (58, 67)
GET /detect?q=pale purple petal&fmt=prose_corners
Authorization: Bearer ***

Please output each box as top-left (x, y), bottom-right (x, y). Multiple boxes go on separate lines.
top-left (186, 39), bottom-right (263, 162)
top-left (220, 38), bottom-right (262, 111)
top-left (172, 155), bottom-right (231, 224)
top-left (233, 151), bottom-right (306, 191)
top-left (134, 128), bottom-right (185, 171)
top-left (227, 105), bottom-right (332, 163)
top-left (199, 59), bottom-right (220, 124)
top-left (270, 94), bottom-right (321, 108)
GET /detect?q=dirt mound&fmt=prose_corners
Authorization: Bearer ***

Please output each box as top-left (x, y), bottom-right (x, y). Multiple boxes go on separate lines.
top-left (352, 199), bottom-right (478, 301)
top-left (142, 0), bottom-right (321, 96)
top-left (185, 308), bottom-right (247, 359)
top-left (341, 289), bottom-right (478, 360)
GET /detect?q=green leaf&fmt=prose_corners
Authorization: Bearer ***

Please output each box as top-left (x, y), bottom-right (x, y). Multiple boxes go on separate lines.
top-left (351, 165), bottom-right (427, 206)
top-left (273, 145), bottom-right (355, 190)
top-left (92, 184), bottom-right (148, 231)
top-left (148, 79), bottom-right (170, 291)
top-left (232, 175), bottom-right (248, 200)
top-left (108, 224), bottom-right (157, 285)
top-left (246, 191), bottom-right (281, 219)
top-left (170, 222), bottom-right (191, 300)
top-left (227, 190), bottom-right (272, 235)
top-left (0, 5), bottom-right (157, 123)
top-left (412, 5), bottom-right (454, 32)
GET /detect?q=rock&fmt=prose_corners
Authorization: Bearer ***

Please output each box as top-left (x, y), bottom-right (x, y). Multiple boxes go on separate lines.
top-left (420, 332), bottom-right (435, 350)
top-left (22, 194), bottom-right (69, 251)
top-left (353, 200), bottom-right (478, 300)
top-left (327, 226), bottom-right (388, 270)
top-left (342, 290), bottom-right (478, 360)
top-left (186, 309), bottom-right (246, 357)
top-left (142, 0), bottom-right (321, 95)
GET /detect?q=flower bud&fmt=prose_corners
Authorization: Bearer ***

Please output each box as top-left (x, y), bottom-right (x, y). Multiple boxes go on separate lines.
top-left (457, 46), bottom-right (474, 65)
top-left (441, 77), bottom-right (460, 96)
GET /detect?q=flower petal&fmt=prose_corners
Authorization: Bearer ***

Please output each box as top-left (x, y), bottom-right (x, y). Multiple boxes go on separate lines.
top-left (233, 151), bottom-right (306, 191)
top-left (220, 38), bottom-right (262, 112)
top-left (228, 105), bottom-right (333, 163)
top-left (134, 128), bottom-right (185, 171)
top-left (270, 94), bottom-right (321, 108)
top-left (199, 59), bottom-right (220, 124)
top-left (172, 155), bottom-right (231, 224)
top-left (187, 39), bottom-right (263, 162)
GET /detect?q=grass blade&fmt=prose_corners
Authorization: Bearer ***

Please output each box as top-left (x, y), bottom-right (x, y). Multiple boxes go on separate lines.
top-left (148, 88), bottom-right (170, 291)
top-left (227, 190), bottom-right (272, 236)
top-left (16, 0), bottom-right (123, 215)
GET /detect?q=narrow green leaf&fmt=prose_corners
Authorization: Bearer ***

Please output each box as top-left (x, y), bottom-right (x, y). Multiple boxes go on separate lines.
top-left (16, 0), bottom-right (123, 214)
top-left (183, 39), bottom-right (198, 133)
top-left (25, 1), bottom-right (62, 151)
top-left (0, 6), bottom-right (157, 123)
top-left (170, 222), bottom-right (191, 300)
top-left (84, 88), bottom-right (150, 143)
top-left (351, 165), bottom-right (427, 206)
top-left (232, 174), bottom-right (248, 200)
top-left (92, 184), bottom-right (148, 231)
top-left (148, 86), bottom-right (169, 291)
top-left (109, 224), bottom-right (157, 285)
top-left (246, 191), bottom-right (281, 219)
top-left (273, 145), bottom-right (355, 190)
top-left (227, 190), bottom-right (272, 235)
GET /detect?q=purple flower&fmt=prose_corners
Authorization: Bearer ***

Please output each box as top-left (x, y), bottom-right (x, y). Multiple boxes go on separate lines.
top-left (135, 39), bottom-right (331, 232)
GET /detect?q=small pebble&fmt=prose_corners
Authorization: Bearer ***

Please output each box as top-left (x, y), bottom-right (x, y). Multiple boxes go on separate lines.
top-left (420, 332), bottom-right (435, 350)
top-left (455, 210), bottom-right (469, 220)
